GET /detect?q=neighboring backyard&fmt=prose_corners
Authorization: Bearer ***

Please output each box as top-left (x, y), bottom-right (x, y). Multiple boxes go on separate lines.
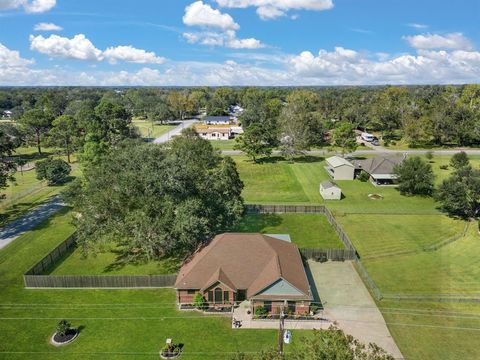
top-left (132, 120), bottom-right (176, 139)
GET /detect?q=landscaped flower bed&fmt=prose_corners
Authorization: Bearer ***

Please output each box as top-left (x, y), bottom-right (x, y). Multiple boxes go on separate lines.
top-left (160, 343), bottom-right (183, 359)
top-left (50, 320), bottom-right (79, 346)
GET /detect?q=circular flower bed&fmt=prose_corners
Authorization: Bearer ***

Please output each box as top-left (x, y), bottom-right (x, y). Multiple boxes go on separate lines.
top-left (160, 344), bottom-right (183, 359)
top-left (50, 329), bottom-right (79, 346)
top-left (368, 193), bottom-right (384, 200)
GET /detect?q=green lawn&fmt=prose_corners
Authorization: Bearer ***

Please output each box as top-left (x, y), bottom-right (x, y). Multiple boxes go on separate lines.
top-left (231, 213), bottom-right (344, 249)
top-left (0, 210), bottom-right (286, 359)
top-left (133, 121), bottom-right (176, 139)
top-left (209, 139), bottom-right (237, 151)
top-left (49, 242), bottom-right (181, 276)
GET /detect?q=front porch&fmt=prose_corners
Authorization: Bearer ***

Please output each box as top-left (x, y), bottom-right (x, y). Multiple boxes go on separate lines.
top-left (232, 300), bottom-right (332, 330)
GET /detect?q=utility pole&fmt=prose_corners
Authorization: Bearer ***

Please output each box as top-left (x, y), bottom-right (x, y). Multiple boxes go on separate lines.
top-left (278, 304), bottom-right (285, 355)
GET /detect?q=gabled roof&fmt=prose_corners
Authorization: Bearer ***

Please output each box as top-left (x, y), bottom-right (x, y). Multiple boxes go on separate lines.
top-left (175, 233), bottom-right (312, 301)
top-left (326, 156), bottom-right (354, 168)
top-left (321, 181), bottom-right (340, 190)
top-left (356, 155), bottom-right (405, 175)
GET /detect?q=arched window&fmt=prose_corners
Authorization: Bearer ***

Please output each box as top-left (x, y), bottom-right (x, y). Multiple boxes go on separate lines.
top-left (214, 287), bottom-right (223, 303)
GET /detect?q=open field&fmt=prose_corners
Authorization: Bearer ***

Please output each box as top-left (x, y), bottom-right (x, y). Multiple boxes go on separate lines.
top-left (209, 139), bottom-right (237, 151)
top-left (230, 213), bottom-right (344, 249)
top-left (0, 210), bottom-right (287, 359)
top-left (132, 120), bottom-right (176, 139)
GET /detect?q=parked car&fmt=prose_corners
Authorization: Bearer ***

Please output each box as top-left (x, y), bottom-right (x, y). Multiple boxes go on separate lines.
top-left (372, 139), bottom-right (380, 146)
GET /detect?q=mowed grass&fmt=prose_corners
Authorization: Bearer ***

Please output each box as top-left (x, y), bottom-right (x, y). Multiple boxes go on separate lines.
top-left (133, 120), bottom-right (176, 139)
top-left (336, 214), bottom-right (466, 258)
top-left (230, 213), bottom-right (344, 249)
top-left (209, 139), bottom-right (237, 151)
top-left (364, 224), bottom-right (480, 295)
top-left (0, 210), bottom-right (285, 359)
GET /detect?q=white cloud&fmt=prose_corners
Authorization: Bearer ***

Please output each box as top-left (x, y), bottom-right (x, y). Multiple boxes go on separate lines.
top-left (403, 32), bottom-right (474, 50)
top-left (183, 30), bottom-right (265, 49)
top-left (407, 23), bottom-right (428, 29)
top-left (215, 0), bottom-right (334, 20)
top-left (103, 45), bottom-right (166, 64)
top-left (0, 0), bottom-right (56, 13)
top-left (34, 22), bottom-right (63, 31)
top-left (0, 42), bottom-right (34, 67)
top-left (29, 34), bottom-right (104, 61)
top-left (29, 34), bottom-right (167, 64)
top-left (183, 1), bottom-right (239, 30)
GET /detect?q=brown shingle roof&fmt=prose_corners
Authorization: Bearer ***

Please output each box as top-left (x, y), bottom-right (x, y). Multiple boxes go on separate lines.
top-left (355, 155), bottom-right (405, 175)
top-left (175, 233), bottom-right (312, 300)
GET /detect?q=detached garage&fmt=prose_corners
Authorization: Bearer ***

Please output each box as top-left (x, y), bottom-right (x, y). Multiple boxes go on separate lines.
top-left (325, 156), bottom-right (355, 180)
top-left (320, 181), bottom-right (342, 200)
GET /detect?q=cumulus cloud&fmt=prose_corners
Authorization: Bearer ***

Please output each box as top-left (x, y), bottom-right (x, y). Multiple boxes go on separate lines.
top-left (403, 32), bottom-right (474, 50)
top-left (183, 1), bottom-right (239, 30)
top-left (103, 45), bottom-right (166, 64)
top-left (29, 34), bottom-right (104, 61)
top-left (183, 30), bottom-right (265, 49)
top-left (407, 23), bottom-right (428, 29)
top-left (182, 1), bottom-right (264, 49)
top-left (289, 47), bottom-right (480, 84)
top-left (29, 34), bottom-right (167, 64)
top-left (34, 22), bottom-right (63, 31)
top-left (0, 0), bottom-right (56, 13)
top-left (0, 42), bottom-right (34, 68)
top-left (215, 0), bottom-right (334, 20)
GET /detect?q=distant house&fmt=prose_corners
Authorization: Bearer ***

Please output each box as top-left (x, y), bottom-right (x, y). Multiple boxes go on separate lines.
top-left (354, 155), bottom-right (406, 185)
top-left (325, 156), bottom-right (355, 180)
top-left (2, 110), bottom-right (12, 119)
top-left (320, 181), bottom-right (341, 200)
top-left (175, 233), bottom-right (313, 314)
top-left (204, 116), bottom-right (231, 125)
top-left (195, 126), bottom-right (232, 140)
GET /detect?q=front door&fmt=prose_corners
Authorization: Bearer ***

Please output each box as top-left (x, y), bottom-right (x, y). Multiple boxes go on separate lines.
top-left (214, 288), bottom-right (222, 303)
top-left (236, 289), bottom-right (246, 302)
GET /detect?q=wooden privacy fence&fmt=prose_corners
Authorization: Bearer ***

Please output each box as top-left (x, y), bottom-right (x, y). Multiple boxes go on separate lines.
top-left (24, 274), bottom-right (177, 289)
top-left (300, 248), bottom-right (357, 261)
top-left (24, 234), bottom-right (178, 289)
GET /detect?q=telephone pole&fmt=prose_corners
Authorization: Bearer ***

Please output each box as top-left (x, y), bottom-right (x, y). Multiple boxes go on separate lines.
top-left (278, 305), bottom-right (285, 355)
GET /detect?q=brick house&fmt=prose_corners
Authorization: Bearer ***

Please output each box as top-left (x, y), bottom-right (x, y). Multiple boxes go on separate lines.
top-left (175, 233), bottom-right (313, 315)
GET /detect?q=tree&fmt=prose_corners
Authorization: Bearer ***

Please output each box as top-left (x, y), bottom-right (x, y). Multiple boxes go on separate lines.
top-left (331, 122), bottom-right (358, 155)
top-left (234, 123), bottom-right (273, 162)
top-left (168, 91), bottom-right (190, 120)
top-left (48, 115), bottom-right (81, 163)
top-left (393, 157), bottom-right (435, 196)
top-left (36, 158), bottom-right (71, 185)
top-left (0, 125), bottom-right (21, 199)
top-left (56, 320), bottom-right (71, 337)
top-left (208, 88), bottom-right (236, 115)
top-left (18, 108), bottom-right (54, 154)
top-left (450, 151), bottom-right (469, 170)
top-left (193, 293), bottom-right (207, 310)
top-left (64, 130), bottom-right (244, 260)
top-left (436, 164), bottom-right (480, 219)
top-left (278, 90), bottom-right (325, 160)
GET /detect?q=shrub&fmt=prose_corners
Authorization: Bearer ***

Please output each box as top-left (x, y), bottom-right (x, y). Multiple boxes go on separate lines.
top-left (255, 306), bottom-right (268, 317)
top-left (425, 151), bottom-right (434, 161)
top-left (439, 165), bottom-right (449, 170)
top-left (56, 320), bottom-right (71, 336)
top-left (193, 293), bottom-right (207, 310)
top-left (315, 254), bottom-right (328, 263)
top-left (310, 304), bottom-right (320, 314)
top-left (36, 158), bottom-right (71, 185)
top-left (357, 170), bottom-right (370, 182)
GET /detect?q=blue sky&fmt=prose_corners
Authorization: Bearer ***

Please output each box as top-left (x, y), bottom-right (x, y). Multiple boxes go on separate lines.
top-left (0, 0), bottom-right (479, 85)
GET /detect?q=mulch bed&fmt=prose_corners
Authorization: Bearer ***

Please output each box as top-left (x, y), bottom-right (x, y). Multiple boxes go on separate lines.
top-left (51, 329), bottom-right (78, 346)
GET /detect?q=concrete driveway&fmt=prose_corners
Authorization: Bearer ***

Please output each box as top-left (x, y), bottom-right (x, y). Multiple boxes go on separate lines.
top-left (0, 195), bottom-right (65, 250)
top-left (307, 260), bottom-right (404, 359)
top-left (153, 120), bottom-right (197, 144)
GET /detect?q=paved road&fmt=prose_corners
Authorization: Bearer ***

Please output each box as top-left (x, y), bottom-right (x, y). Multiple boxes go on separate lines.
top-left (0, 195), bottom-right (65, 250)
top-left (221, 148), bottom-right (480, 156)
top-left (153, 120), bottom-right (197, 144)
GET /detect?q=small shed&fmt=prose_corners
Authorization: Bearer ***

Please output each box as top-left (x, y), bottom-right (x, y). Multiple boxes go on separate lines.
top-left (320, 181), bottom-right (341, 200)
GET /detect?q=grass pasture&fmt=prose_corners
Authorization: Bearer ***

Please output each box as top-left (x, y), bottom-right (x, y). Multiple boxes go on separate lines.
top-left (133, 120), bottom-right (175, 139)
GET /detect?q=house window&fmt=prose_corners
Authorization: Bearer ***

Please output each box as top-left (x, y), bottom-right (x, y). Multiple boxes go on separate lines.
top-left (187, 289), bottom-right (196, 295)
top-left (207, 291), bottom-right (213, 302)
top-left (287, 301), bottom-right (296, 314)
top-left (223, 291), bottom-right (229, 303)
top-left (236, 290), bottom-right (246, 302)
top-left (214, 288), bottom-right (223, 303)
top-left (264, 301), bottom-right (272, 313)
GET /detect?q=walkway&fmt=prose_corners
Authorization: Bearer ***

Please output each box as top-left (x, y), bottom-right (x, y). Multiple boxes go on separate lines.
top-left (153, 120), bottom-right (197, 144)
top-left (308, 260), bottom-right (404, 359)
top-left (0, 195), bottom-right (65, 250)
